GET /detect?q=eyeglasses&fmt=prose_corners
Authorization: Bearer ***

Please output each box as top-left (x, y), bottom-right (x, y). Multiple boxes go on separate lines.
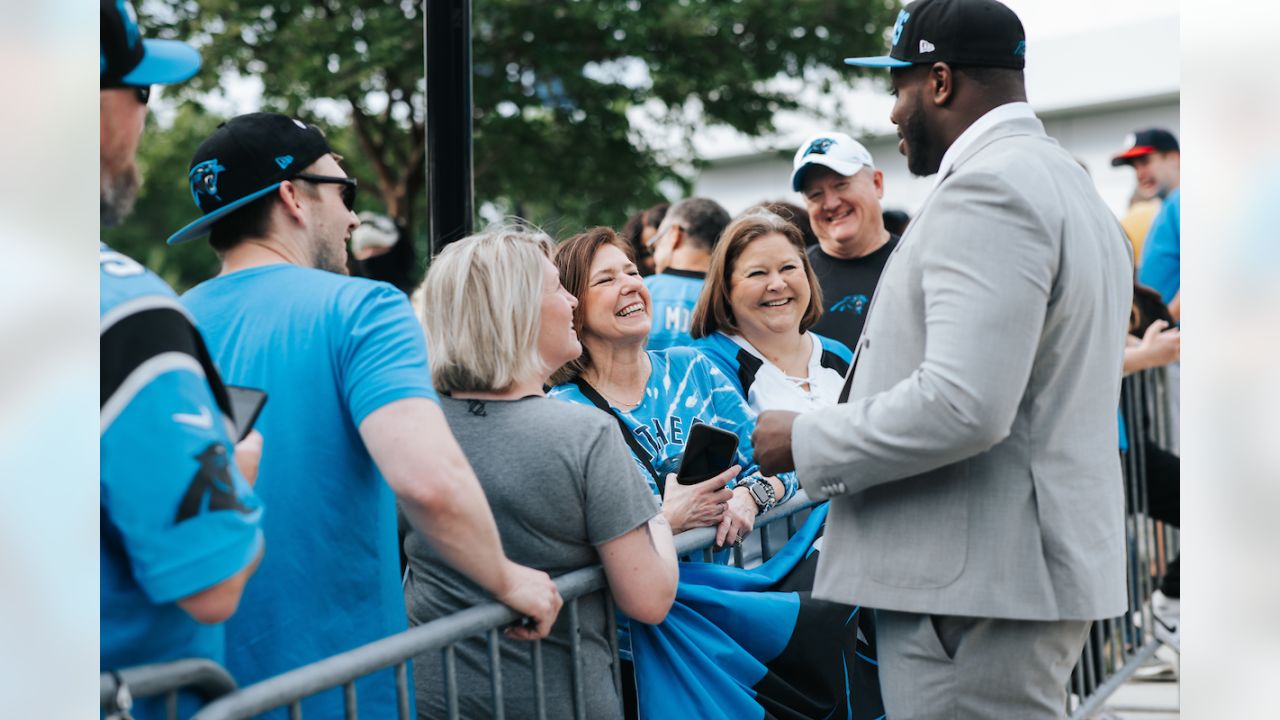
top-left (134, 85), bottom-right (150, 105)
top-left (294, 173), bottom-right (358, 211)
top-left (646, 222), bottom-right (678, 250)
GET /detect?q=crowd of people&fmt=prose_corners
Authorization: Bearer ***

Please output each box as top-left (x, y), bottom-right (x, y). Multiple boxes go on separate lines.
top-left (101, 0), bottom-right (1180, 718)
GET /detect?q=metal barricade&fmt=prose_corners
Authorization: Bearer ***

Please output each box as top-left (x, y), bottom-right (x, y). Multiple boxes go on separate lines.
top-left (190, 492), bottom-right (821, 720)
top-left (1067, 367), bottom-right (1179, 719)
top-left (100, 659), bottom-right (238, 720)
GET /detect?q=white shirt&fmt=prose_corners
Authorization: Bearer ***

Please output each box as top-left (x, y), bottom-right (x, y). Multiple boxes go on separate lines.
top-left (728, 333), bottom-right (847, 414)
top-left (934, 101), bottom-right (1036, 188)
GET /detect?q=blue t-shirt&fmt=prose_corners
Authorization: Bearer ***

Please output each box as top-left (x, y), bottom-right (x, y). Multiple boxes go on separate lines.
top-left (644, 270), bottom-right (706, 350)
top-left (691, 331), bottom-right (852, 413)
top-left (101, 245), bottom-right (263, 719)
top-left (550, 348), bottom-right (797, 503)
top-left (1138, 189), bottom-right (1180, 304)
top-left (183, 264), bottom-right (438, 719)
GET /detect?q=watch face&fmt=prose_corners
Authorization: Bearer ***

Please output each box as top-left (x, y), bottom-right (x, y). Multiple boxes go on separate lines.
top-left (749, 482), bottom-right (769, 506)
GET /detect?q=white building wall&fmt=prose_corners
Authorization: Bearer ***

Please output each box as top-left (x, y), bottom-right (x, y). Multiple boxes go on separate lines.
top-left (694, 96), bottom-right (1180, 220)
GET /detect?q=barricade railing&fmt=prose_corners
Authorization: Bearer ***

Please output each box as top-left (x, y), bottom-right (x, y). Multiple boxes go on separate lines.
top-left (111, 369), bottom-right (1175, 720)
top-left (100, 659), bottom-right (238, 719)
top-left (188, 491), bottom-right (822, 720)
top-left (1067, 366), bottom-right (1179, 719)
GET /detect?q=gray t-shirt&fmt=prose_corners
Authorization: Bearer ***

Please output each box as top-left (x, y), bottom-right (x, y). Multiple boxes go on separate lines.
top-left (406, 395), bottom-right (660, 720)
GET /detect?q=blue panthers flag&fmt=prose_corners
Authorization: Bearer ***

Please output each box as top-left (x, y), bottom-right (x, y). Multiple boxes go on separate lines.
top-left (631, 504), bottom-right (884, 720)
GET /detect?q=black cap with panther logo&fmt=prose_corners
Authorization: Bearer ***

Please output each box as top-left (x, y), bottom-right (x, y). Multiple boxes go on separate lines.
top-left (843, 0), bottom-right (1026, 71)
top-left (168, 113), bottom-right (333, 245)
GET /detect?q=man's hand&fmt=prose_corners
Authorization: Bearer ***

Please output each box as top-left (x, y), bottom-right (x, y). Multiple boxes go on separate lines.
top-left (233, 430), bottom-right (264, 487)
top-left (661, 466), bottom-right (738, 533)
top-left (753, 410), bottom-right (799, 475)
top-left (495, 562), bottom-right (563, 641)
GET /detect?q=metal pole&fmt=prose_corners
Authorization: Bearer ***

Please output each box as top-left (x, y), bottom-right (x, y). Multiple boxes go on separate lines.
top-left (425, 0), bottom-right (474, 255)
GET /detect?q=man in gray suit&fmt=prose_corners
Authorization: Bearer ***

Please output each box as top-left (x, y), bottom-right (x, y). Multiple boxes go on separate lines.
top-left (753, 0), bottom-right (1133, 717)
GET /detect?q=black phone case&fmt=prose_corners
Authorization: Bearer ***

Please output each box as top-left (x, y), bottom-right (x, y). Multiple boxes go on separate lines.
top-left (676, 423), bottom-right (739, 485)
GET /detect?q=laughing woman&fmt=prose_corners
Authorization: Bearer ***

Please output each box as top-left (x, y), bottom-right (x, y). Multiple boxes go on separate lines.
top-left (547, 227), bottom-right (795, 549)
top-left (689, 210), bottom-right (853, 413)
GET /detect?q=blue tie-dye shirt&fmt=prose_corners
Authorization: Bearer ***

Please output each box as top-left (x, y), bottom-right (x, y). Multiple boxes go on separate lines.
top-left (550, 347), bottom-right (797, 502)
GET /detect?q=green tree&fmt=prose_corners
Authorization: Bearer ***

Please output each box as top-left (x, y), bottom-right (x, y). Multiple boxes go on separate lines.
top-left (120, 0), bottom-right (896, 290)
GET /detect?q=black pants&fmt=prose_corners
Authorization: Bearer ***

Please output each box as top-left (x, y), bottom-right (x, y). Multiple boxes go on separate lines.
top-left (1144, 440), bottom-right (1180, 597)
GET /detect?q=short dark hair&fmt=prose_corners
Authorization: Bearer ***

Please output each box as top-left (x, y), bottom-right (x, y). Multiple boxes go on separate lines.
top-left (208, 194), bottom-right (278, 252)
top-left (952, 64), bottom-right (1025, 93)
top-left (667, 197), bottom-right (730, 251)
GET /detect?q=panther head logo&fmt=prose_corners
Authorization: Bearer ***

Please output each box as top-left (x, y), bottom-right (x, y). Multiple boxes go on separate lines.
top-left (189, 159), bottom-right (227, 209)
top-left (805, 137), bottom-right (837, 157)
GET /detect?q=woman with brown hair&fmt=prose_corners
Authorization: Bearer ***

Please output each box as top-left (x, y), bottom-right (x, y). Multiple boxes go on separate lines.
top-left (547, 227), bottom-right (796, 547)
top-left (689, 210), bottom-right (854, 413)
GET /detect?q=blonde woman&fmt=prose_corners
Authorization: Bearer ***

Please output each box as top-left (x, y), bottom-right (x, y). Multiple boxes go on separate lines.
top-left (408, 226), bottom-right (677, 720)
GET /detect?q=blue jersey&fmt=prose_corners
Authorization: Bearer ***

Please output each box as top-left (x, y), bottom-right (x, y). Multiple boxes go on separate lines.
top-left (644, 270), bottom-right (705, 350)
top-left (1138, 189), bottom-right (1180, 304)
top-left (691, 331), bottom-right (852, 414)
top-left (100, 244), bottom-right (263, 719)
top-left (550, 348), bottom-right (797, 502)
top-left (183, 264), bottom-right (438, 720)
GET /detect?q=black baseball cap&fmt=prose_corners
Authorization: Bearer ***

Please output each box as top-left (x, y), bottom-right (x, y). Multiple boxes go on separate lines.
top-left (844, 0), bottom-right (1026, 70)
top-left (100, 0), bottom-right (201, 88)
top-left (168, 113), bottom-right (334, 245)
top-left (1111, 129), bottom-right (1180, 167)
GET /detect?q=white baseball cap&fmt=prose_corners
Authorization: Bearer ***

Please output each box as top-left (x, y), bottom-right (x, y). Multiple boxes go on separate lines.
top-left (791, 132), bottom-right (875, 192)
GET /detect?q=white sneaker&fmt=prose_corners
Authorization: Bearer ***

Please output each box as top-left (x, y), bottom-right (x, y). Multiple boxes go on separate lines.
top-left (1152, 590), bottom-right (1180, 653)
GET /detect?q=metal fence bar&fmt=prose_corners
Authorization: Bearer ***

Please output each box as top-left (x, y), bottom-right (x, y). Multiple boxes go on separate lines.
top-left (444, 645), bottom-right (458, 720)
top-left (1068, 640), bottom-right (1163, 720)
top-left (101, 659), bottom-right (239, 715)
top-left (288, 700), bottom-right (300, 720)
top-left (190, 494), bottom-right (817, 719)
top-left (342, 681), bottom-right (356, 719)
top-left (605, 593), bottom-right (622, 703)
top-left (395, 662), bottom-right (410, 720)
top-left (568, 598), bottom-right (585, 720)
top-left (530, 638), bottom-right (547, 720)
top-left (488, 628), bottom-right (505, 720)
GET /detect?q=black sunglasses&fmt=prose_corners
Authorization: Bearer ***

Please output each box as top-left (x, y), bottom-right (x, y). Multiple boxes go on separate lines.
top-left (134, 85), bottom-right (150, 105)
top-left (294, 173), bottom-right (358, 211)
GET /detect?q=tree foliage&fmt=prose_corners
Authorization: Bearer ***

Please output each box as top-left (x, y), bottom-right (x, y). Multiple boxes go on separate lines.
top-left (115, 0), bottom-right (896, 290)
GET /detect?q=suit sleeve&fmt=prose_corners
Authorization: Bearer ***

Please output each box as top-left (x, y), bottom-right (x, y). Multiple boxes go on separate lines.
top-left (793, 170), bottom-right (1056, 497)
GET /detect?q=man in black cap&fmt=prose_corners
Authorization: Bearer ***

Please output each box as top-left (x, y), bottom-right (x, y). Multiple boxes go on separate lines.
top-left (753, 0), bottom-right (1132, 716)
top-left (1112, 127), bottom-right (1181, 201)
top-left (170, 114), bottom-right (562, 718)
top-left (99, 2), bottom-right (265, 718)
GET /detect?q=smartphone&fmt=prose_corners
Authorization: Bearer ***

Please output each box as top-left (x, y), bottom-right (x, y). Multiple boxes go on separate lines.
top-left (226, 385), bottom-right (268, 442)
top-left (676, 423), bottom-right (740, 485)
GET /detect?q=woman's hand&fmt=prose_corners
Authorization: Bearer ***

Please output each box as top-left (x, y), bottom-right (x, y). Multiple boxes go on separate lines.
top-left (662, 465), bottom-right (739, 533)
top-left (1124, 319), bottom-right (1179, 374)
top-left (715, 486), bottom-right (759, 549)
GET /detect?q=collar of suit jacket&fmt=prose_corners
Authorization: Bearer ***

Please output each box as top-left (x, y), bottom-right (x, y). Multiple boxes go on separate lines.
top-left (934, 102), bottom-right (1036, 187)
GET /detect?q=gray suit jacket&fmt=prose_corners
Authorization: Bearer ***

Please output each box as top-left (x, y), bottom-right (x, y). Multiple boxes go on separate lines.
top-left (794, 115), bottom-right (1133, 621)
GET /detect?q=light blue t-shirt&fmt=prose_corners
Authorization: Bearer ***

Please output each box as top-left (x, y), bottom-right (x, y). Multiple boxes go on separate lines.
top-left (101, 244), bottom-right (263, 720)
top-left (644, 270), bottom-right (706, 350)
top-left (1139, 188), bottom-right (1180, 304)
top-left (183, 264), bottom-right (437, 719)
top-left (550, 348), bottom-right (797, 503)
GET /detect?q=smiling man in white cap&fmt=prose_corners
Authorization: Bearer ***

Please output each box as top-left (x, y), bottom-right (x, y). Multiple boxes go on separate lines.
top-left (791, 133), bottom-right (898, 350)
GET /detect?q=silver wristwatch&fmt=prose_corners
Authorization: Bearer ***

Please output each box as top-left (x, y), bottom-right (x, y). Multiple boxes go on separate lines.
top-left (746, 478), bottom-right (777, 514)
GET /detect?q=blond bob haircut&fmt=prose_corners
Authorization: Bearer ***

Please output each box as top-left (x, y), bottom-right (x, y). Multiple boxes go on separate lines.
top-left (689, 209), bottom-right (824, 339)
top-left (420, 225), bottom-right (556, 394)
